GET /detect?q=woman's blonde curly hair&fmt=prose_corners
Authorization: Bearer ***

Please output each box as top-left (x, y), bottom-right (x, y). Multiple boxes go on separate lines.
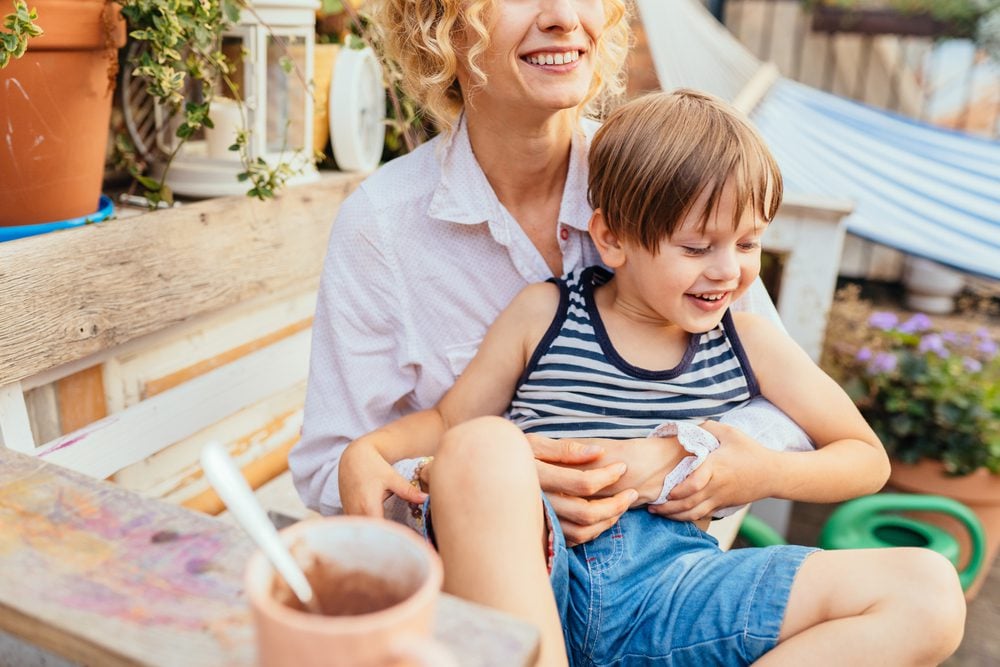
top-left (369, 0), bottom-right (631, 133)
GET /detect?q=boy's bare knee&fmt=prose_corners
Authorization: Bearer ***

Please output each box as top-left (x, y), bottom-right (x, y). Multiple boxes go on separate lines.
top-left (437, 417), bottom-right (531, 466)
top-left (891, 548), bottom-right (966, 660)
top-left (433, 417), bottom-right (536, 496)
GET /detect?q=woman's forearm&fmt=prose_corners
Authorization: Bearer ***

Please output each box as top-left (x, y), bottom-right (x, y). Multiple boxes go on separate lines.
top-left (566, 436), bottom-right (688, 504)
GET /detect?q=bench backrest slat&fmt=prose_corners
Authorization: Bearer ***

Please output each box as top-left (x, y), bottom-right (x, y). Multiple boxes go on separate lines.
top-left (0, 174), bottom-right (363, 387)
top-left (0, 173), bottom-right (363, 486)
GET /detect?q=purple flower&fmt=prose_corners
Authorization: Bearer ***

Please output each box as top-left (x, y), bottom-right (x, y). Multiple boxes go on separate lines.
top-left (919, 334), bottom-right (950, 358)
top-left (941, 331), bottom-right (961, 344)
top-left (963, 357), bottom-right (983, 373)
top-left (868, 352), bottom-right (898, 374)
top-left (977, 337), bottom-right (998, 358)
top-left (856, 346), bottom-right (873, 362)
top-left (976, 327), bottom-right (991, 339)
top-left (868, 312), bottom-right (899, 330)
top-left (899, 313), bottom-right (932, 334)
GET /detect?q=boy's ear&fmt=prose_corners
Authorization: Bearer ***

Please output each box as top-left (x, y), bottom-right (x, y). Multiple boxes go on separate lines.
top-left (589, 209), bottom-right (626, 268)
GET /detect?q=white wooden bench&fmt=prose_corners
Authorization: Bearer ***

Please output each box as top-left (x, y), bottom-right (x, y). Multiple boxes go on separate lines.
top-left (0, 172), bottom-right (363, 514)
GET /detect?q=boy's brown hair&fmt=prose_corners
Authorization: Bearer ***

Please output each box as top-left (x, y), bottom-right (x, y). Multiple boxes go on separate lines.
top-left (588, 89), bottom-right (783, 253)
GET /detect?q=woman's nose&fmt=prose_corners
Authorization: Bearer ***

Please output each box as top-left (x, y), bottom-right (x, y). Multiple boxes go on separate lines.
top-left (537, 0), bottom-right (580, 33)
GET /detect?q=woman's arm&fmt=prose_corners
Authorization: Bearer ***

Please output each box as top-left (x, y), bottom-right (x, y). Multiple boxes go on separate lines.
top-left (289, 188), bottom-right (421, 516)
top-left (651, 313), bottom-right (890, 521)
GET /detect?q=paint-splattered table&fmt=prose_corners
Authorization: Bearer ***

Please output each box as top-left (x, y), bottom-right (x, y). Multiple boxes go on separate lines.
top-left (0, 448), bottom-right (538, 666)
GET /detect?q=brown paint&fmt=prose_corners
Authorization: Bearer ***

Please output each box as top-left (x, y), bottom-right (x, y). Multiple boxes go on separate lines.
top-left (274, 558), bottom-right (415, 617)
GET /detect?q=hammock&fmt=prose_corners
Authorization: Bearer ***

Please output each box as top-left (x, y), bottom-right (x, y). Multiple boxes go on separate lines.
top-left (636, 0), bottom-right (1000, 280)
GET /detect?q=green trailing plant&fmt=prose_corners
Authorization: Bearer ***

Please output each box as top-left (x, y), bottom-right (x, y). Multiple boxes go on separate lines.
top-left (823, 286), bottom-right (1000, 476)
top-left (806, 0), bottom-right (1000, 44)
top-left (0, 0), bottom-right (42, 68)
top-left (117, 0), bottom-right (309, 206)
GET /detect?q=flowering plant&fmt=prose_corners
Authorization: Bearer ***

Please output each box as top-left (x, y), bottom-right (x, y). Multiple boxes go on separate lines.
top-left (824, 291), bottom-right (1000, 476)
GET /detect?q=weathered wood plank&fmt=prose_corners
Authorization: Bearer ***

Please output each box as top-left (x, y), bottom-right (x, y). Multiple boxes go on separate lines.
top-left (0, 447), bottom-right (538, 667)
top-left (0, 172), bottom-right (363, 386)
top-left (0, 381), bottom-right (34, 452)
top-left (0, 448), bottom-right (256, 666)
top-left (116, 385), bottom-right (305, 500)
top-left (35, 330), bottom-right (311, 479)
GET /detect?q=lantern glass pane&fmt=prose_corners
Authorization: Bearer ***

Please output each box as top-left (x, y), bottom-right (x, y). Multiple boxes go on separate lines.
top-left (220, 35), bottom-right (247, 102)
top-left (266, 35), bottom-right (307, 153)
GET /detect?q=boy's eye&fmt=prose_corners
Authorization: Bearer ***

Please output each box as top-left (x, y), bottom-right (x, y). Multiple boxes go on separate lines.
top-left (738, 241), bottom-right (761, 251)
top-left (682, 246), bottom-right (710, 256)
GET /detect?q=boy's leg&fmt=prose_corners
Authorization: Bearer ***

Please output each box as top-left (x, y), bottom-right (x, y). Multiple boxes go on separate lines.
top-left (428, 416), bottom-right (568, 667)
top-left (759, 548), bottom-right (966, 666)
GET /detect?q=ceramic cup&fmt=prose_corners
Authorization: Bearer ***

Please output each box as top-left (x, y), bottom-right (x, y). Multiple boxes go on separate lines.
top-left (245, 516), bottom-right (455, 667)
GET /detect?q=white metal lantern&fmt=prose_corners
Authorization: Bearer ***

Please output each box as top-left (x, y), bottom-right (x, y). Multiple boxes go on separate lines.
top-left (155, 0), bottom-right (321, 198)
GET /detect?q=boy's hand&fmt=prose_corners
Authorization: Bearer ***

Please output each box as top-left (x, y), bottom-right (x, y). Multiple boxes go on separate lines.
top-left (648, 421), bottom-right (776, 521)
top-left (525, 434), bottom-right (638, 547)
top-left (339, 440), bottom-right (428, 518)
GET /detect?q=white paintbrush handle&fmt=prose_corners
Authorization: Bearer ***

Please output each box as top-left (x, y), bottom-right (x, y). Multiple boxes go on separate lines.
top-left (200, 441), bottom-right (317, 610)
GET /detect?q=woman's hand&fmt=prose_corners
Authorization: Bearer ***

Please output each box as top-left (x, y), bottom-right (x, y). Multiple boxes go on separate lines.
top-left (339, 440), bottom-right (428, 518)
top-left (647, 421), bottom-right (776, 521)
top-left (525, 434), bottom-right (637, 547)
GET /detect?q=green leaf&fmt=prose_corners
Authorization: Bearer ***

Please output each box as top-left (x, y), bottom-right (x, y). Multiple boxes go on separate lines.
top-left (223, 0), bottom-right (242, 24)
top-left (136, 175), bottom-right (162, 191)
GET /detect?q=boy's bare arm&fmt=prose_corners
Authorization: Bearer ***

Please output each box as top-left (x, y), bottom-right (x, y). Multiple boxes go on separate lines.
top-left (655, 313), bottom-right (890, 521)
top-left (736, 312), bottom-right (889, 500)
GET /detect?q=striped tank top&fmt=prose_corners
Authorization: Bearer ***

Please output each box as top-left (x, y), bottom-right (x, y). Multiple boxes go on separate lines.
top-left (507, 266), bottom-right (760, 439)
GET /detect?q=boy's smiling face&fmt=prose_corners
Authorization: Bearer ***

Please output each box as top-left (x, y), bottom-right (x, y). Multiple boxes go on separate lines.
top-left (594, 179), bottom-right (768, 334)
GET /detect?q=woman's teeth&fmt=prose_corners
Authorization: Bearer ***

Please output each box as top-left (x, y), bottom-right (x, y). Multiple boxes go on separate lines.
top-left (524, 50), bottom-right (580, 66)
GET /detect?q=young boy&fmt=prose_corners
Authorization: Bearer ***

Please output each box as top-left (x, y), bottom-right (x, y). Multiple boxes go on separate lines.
top-left (343, 91), bottom-right (965, 666)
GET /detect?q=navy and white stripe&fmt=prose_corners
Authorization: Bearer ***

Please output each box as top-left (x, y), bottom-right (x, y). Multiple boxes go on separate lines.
top-left (507, 267), bottom-right (760, 439)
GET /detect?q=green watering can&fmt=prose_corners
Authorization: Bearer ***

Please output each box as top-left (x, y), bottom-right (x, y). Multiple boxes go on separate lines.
top-left (739, 494), bottom-right (986, 591)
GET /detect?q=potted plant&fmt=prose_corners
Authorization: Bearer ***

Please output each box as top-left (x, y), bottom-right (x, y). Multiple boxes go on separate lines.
top-left (823, 285), bottom-right (1000, 595)
top-left (0, 0), bottom-right (125, 227)
top-left (807, 0), bottom-right (1000, 40)
top-left (1, 0), bottom-right (310, 228)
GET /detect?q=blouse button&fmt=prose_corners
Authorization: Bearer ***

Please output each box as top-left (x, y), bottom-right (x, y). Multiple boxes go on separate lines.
top-left (560, 228), bottom-right (569, 241)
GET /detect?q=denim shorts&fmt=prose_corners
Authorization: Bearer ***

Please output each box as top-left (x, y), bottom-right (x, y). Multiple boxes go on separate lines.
top-left (422, 498), bottom-right (817, 667)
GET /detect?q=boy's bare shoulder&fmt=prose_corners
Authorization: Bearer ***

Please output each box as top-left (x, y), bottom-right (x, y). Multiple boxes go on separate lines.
top-left (508, 281), bottom-right (562, 317)
top-left (730, 311), bottom-right (788, 348)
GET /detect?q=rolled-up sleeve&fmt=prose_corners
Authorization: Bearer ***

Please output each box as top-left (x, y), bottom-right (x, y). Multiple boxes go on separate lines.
top-left (290, 187), bottom-right (417, 514)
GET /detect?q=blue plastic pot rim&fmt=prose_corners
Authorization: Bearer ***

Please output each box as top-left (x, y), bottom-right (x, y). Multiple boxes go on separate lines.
top-left (0, 195), bottom-right (115, 243)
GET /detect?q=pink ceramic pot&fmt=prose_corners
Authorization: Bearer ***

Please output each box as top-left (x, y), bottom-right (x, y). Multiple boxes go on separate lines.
top-left (245, 516), bottom-right (453, 667)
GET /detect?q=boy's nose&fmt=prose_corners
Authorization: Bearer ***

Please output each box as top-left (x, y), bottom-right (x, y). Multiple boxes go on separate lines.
top-left (706, 250), bottom-right (741, 282)
top-left (538, 0), bottom-right (581, 33)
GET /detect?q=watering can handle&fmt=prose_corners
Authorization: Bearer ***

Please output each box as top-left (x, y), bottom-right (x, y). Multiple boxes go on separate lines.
top-left (829, 493), bottom-right (986, 590)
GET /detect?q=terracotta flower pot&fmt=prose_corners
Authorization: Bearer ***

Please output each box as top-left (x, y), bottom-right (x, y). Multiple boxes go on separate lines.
top-left (0, 0), bottom-right (126, 227)
top-left (888, 458), bottom-right (1000, 599)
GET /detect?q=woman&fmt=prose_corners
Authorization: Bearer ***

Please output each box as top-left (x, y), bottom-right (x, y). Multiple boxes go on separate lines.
top-left (290, 2), bottom-right (964, 665)
top-left (291, 0), bottom-right (784, 543)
